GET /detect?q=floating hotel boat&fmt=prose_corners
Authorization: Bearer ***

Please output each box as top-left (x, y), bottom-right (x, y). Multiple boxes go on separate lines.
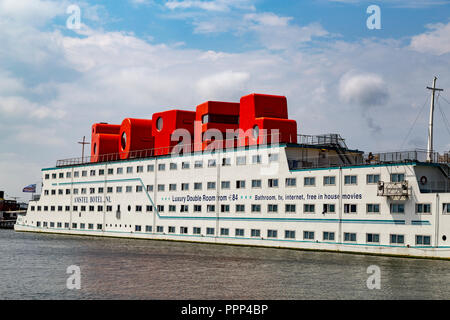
top-left (15, 78), bottom-right (450, 259)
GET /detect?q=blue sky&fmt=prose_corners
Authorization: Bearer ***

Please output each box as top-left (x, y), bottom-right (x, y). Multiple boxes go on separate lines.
top-left (0, 0), bottom-right (450, 200)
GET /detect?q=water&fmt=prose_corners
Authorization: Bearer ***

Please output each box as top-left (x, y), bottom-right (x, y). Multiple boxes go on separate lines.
top-left (0, 229), bottom-right (449, 300)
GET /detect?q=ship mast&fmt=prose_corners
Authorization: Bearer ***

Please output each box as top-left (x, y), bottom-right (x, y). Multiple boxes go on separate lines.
top-left (426, 77), bottom-right (443, 162)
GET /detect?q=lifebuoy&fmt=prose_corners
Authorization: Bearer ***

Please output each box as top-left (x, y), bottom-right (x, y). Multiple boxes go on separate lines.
top-left (420, 176), bottom-right (427, 185)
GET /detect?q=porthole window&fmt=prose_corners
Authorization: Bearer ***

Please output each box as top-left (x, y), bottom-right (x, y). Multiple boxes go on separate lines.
top-left (443, 235), bottom-right (447, 241)
top-left (156, 117), bottom-right (163, 131)
top-left (121, 132), bottom-right (127, 150)
top-left (128, 205), bottom-right (131, 212)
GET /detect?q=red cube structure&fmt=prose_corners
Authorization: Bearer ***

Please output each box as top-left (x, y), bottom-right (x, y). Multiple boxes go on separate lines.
top-left (92, 123), bottom-right (121, 135)
top-left (194, 101), bottom-right (240, 152)
top-left (239, 93), bottom-right (297, 146)
top-left (152, 110), bottom-right (196, 156)
top-left (91, 133), bottom-right (120, 163)
top-left (118, 118), bottom-right (154, 159)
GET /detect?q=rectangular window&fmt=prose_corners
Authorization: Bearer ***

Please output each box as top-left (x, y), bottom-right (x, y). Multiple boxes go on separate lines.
top-left (390, 234), bottom-right (405, 244)
top-left (169, 184), bottom-right (177, 191)
top-left (221, 181), bottom-right (230, 189)
top-left (157, 205), bottom-right (164, 212)
top-left (236, 180), bottom-right (245, 189)
top-left (304, 177), bottom-right (316, 186)
top-left (220, 228), bottom-right (229, 236)
top-left (285, 204), bottom-right (296, 213)
top-left (391, 173), bottom-right (405, 182)
top-left (136, 205), bottom-right (142, 212)
top-left (117, 168), bottom-right (123, 174)
top-left (180, 205), bottom-right (188, 213)
top-left (181, 162), bottom-right (190, 169)
top-left (344, 175), bottom-right (357, 185)
top-left (303, 231), bottom-right (315, 240)
top-left (147, 164), bottom-right (154, 172)
top-left (147, 185), bottom-right (153, 192)
top-left (207, 182), bottom-right (216, 190)
top-left (194, 182), bottom-right (202, 190)
top-left (304, 204), bottom-right (315, 214)
top-left (344, 204), bottom-right (357, 214)
top-left (170, 163), bottom-right (177, 170)
top-left (82, 171), bottom-right (87, 177)
top-left (158, 184), bottom-right (165, 192)
top-left (251, 204), bottom-right (261, 213)
top-left (208, 159), bottom-right (216, 167)
top-left (222, 157), bottom-right (231, 166)
top-left (268, 153), bottom-right (279, 162)
top-left (207, 205), bottom-right (215, 212)
top-left (107, 168), bottom-right (113, 175)
top-left (157, 226), bottom-right (163, 233)
top-left (74, 171), bottom-right (79, 178)
top-left (323, 231), bottom-right (335, 241)
top-left (194, 205), bottom-right (202, 212)
top-left (90, 170), bottom-right (96, 176)
top-left (415, 235), bottom-right (431, 246)
top-left (194, 161), bottom-right (203, 168)
top-left (322, 204), bottom-right (335, 214)
top-left (180, 227), bottom-right (188, 234)
top-left (97, 224), bottom-right (103, 230)
top-left (268, 179), bottom-right (278, 188)
top-left (126, 167), bottom-right (133, 174)
top-left (136, 166), bottom-right (143, 173)
top-left (236, 156), bottom-right (246, 165)
top-left (390, 203), bottom-right (405, 214)
top-left (206, 227), bottom-right (215, 235)
top-left (168, 226), bottom-right (175, 233)
top-left (235, 228), bottom-right (244, 237)
top-left (366, 233), bottom-right (380, 243)
top-left (252, 155), bottom-right (262, 164)
top-left (116, 186), bottom-right (122, 193)
top-left (236, 204), bottom-right (245, 213)
top-left (416, 203), bottom-right (431, 214)
top-left (193, 227), bottom-right (201, 235)
top-left (181, 183), bottom-right (189, 191)
top-left (146, 205), bottom-right (153, 212)
top-left (107, 187), bottom-right (113, 193)
top-left (251, 179), bottom-right (262, 188)
top-left (286, 178), bottom-right (296, 187)
top-left (344, 232), bottom-right (357, 242)
top-left (126, 186), bottom-right (132, 193)
top-left (251, 229), bottom-right (261, 237)
top-left (268, 204), bottom-right (278, 213)
top-left (367, 204), bottom-right (380, 214)
top-left (145, 226), bottom-right (152, 232)
top-left (366, 174), bottom-right (380, 184)
top-left (267, 230), bottom-right (278, 238)
top-left (158, 163), bottom-right (166, 171)
top-left (221, 204), bottom-right (230, 213)
top-left (285, 230), bottom-right (295, 239)
top-left (99, 169), bottom-right (104, 176)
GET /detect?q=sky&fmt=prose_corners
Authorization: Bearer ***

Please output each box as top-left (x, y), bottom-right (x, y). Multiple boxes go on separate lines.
top-left (1, 0), bottom-right (450, 201)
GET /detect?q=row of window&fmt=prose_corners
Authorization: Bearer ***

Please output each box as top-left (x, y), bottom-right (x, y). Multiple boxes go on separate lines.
top-left (32, 220), bottom-right (433, 246)
top-left (45, 154), bottom-right (281, 180)
top-left (29, 203), bottom-right (440, 214)
top-left (42, 173), bottom-right (408, 197)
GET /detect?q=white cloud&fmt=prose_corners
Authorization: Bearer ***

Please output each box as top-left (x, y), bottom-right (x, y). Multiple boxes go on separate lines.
top-left (410, 22), bottom-right (450, 55)
top-left (339, 72), bottom-right (389, 107)
top-left (165, 0), bottom-right (255, 12)
top-left (197, 70), bottom-right (250, 100)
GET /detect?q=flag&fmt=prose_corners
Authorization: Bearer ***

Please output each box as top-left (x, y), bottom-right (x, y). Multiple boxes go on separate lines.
top-left (23, 184), bottom-right (36, 193)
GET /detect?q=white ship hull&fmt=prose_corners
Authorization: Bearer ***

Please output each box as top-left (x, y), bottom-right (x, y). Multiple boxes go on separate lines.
top-left (15, 144), bottom-right (450, 259)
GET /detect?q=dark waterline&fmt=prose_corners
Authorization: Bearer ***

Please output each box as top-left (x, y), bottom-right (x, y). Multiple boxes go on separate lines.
top-left (0, 229), bottom-right (449, 300)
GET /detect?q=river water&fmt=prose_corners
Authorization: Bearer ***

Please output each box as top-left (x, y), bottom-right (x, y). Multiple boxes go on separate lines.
top-left (0, 229), bottom-right (449, 300)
